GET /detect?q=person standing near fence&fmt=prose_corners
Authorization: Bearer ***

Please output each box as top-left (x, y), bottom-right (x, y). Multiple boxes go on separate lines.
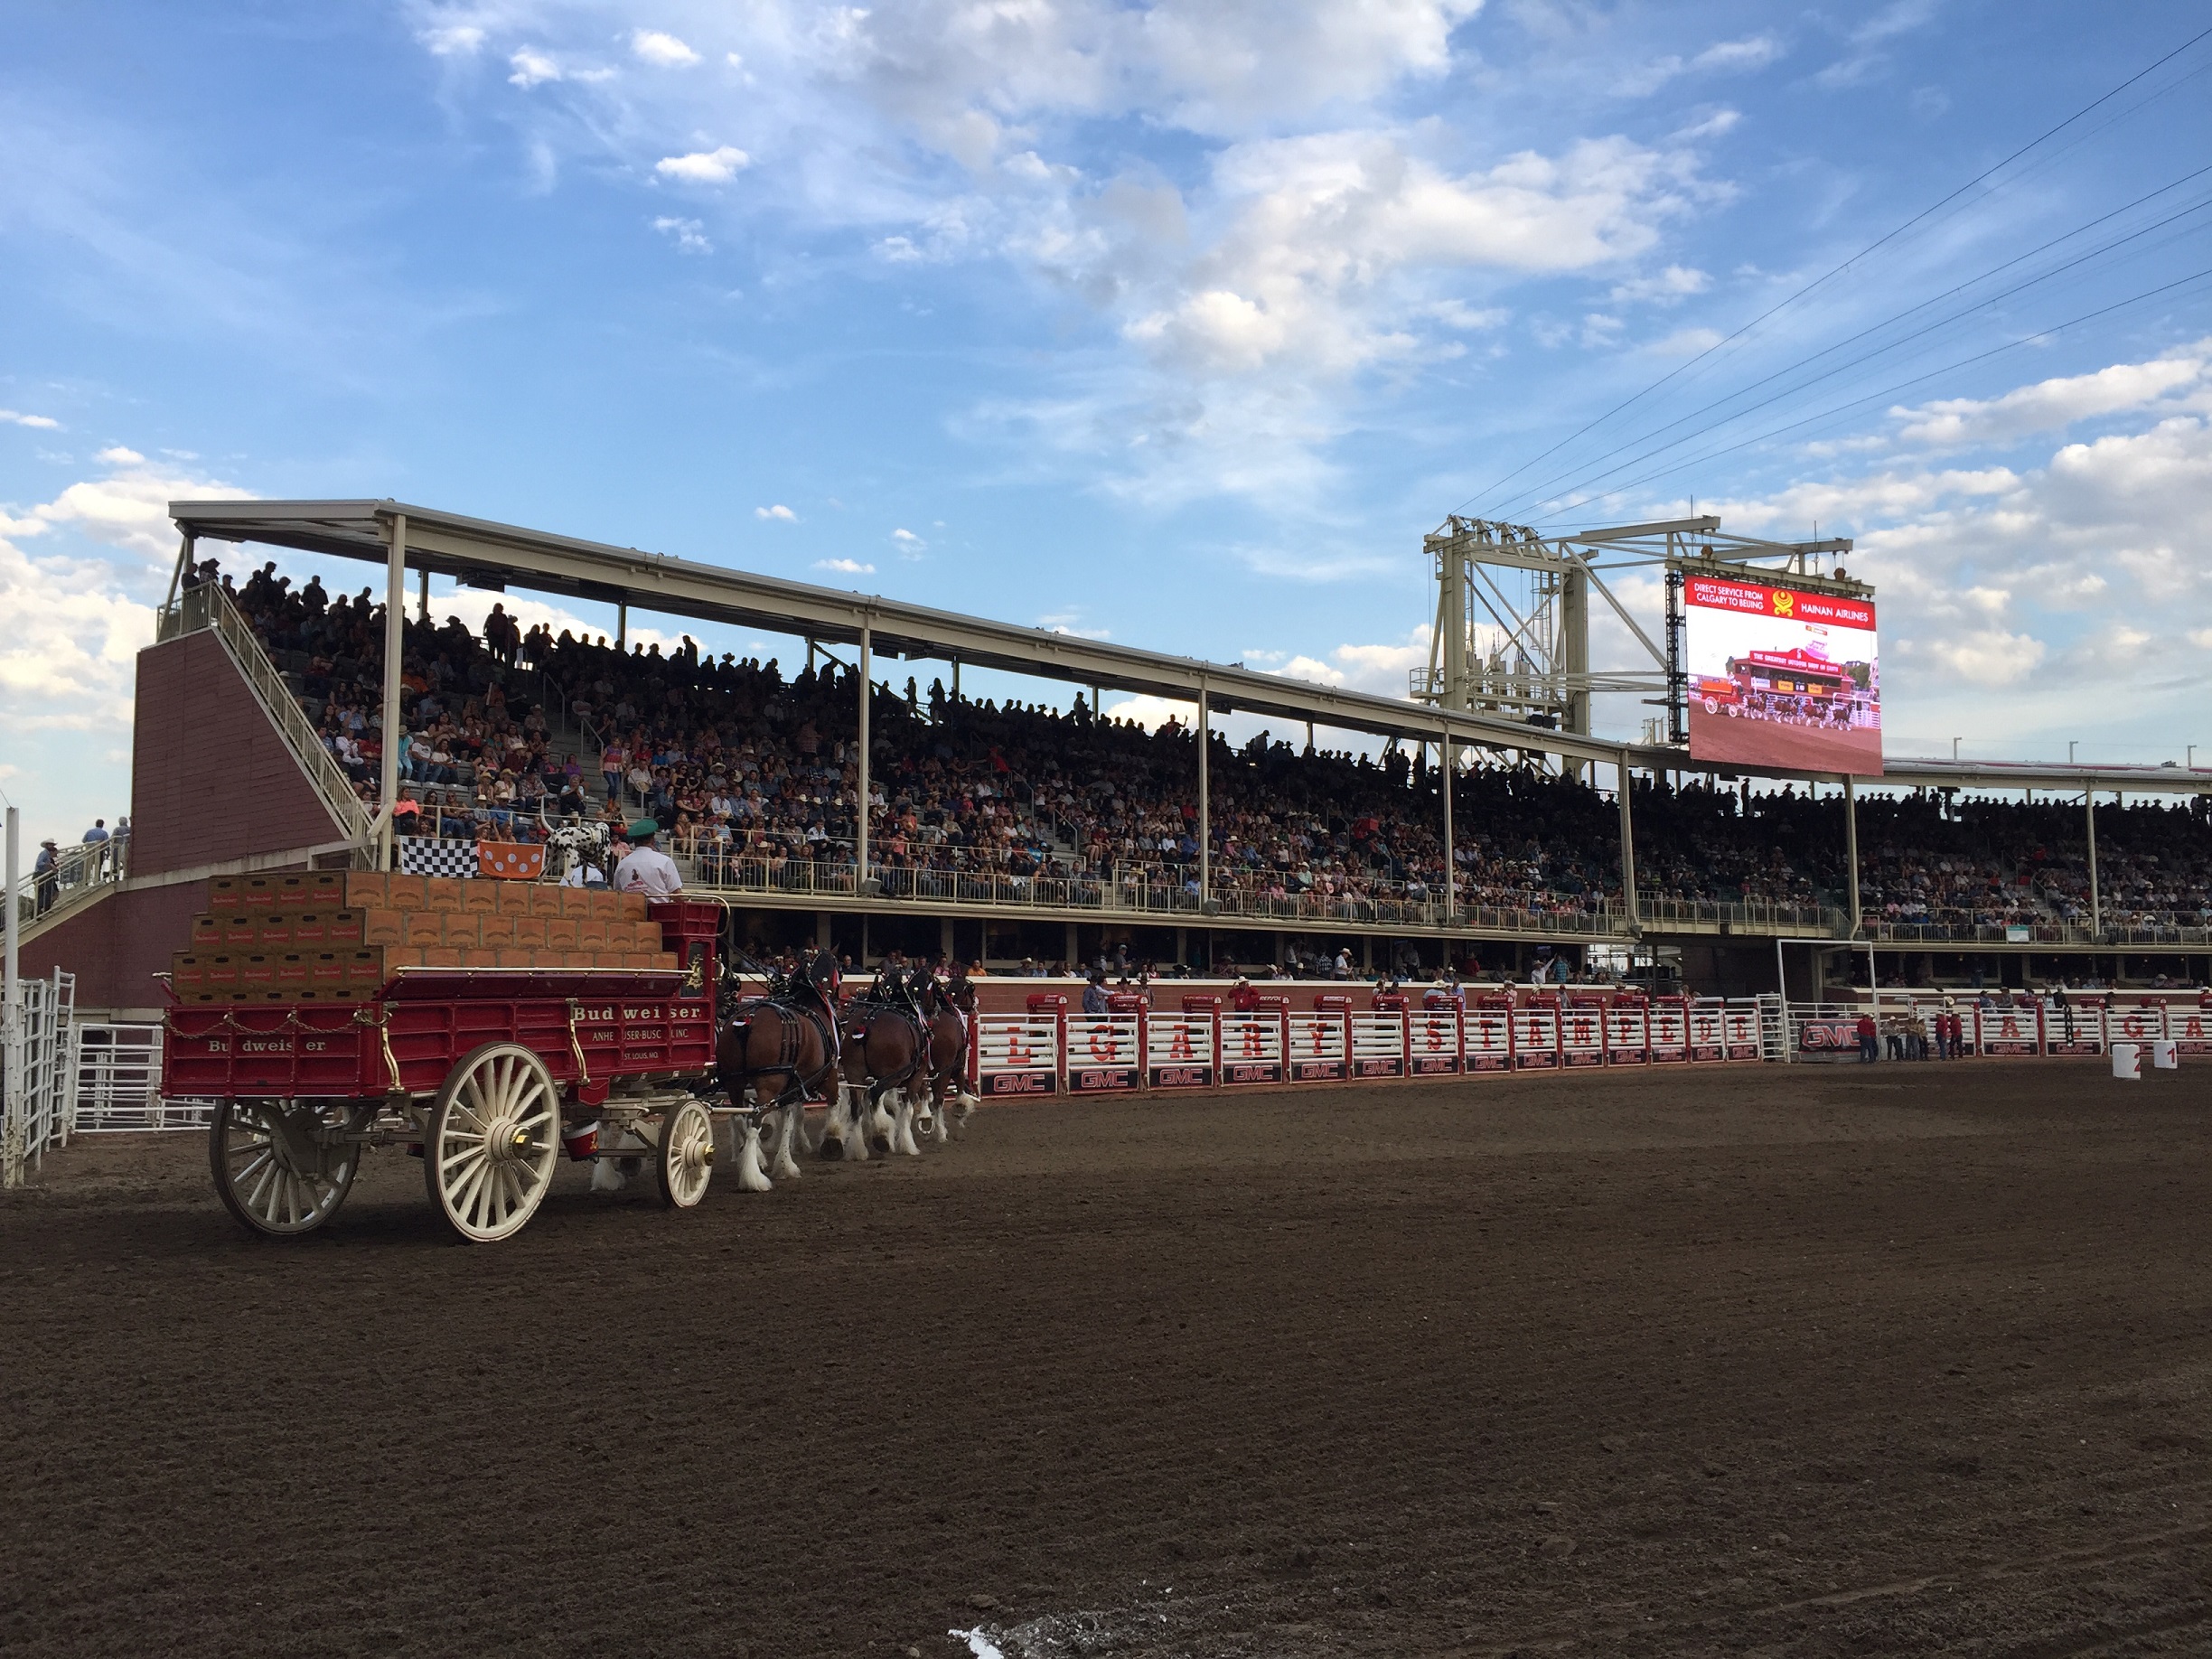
top-left (33, 839), bottom-right (60, 914)
top-left (1856, 1009), bottom-right (1878, 1063)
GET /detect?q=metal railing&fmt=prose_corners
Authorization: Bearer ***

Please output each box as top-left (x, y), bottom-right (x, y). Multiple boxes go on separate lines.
top-left (673, 848), bottom-right (1631, 935)
top-left (1865, 918), bottom-right (2212, 947)
top-left (158, 583), bottom-right (373, 842)
top-left (7, 836), bottom-right (127, 941)
top-left (1635, 895), bottom-right (1846, 933)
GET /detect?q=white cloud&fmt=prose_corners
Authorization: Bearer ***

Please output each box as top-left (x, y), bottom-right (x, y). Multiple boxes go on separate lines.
top-left (755, 502), bottom-right (797, 521)
top-left (632, 29), bottom-right (700, 67)
top-left (654, 145), bottom-right (750, 183)
top-left (0, 452), bottom-right (252, 840)
top-left (402, 1), bottom-right (1729, 503)
top-left (1618, 34), bottom-right (1783, 96)
top-left (508, 47), bottom-right (564, 87)
top-left (1644, 324), bottom-right (1723, 356)
top-left (25, 446), bottom-right (255, 558)
top-left (420, 23), bottom-right (485, 56)
top-left (891, 527), bottom-right (926, 549)
top-left (651, 214), bottom-right (711, 252)
top-left (0, 408), bottom-right (61, 429)
top-left (813, 557), bottom-right (875, 574)
top-left (1610, 264), bottom-right (1708, 305)
top-left (1890, 341), bottom-right (2211, 448)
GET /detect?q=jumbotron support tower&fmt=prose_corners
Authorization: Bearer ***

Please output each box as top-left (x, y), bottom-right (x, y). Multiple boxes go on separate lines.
top-left (1414, 514), bottom-right (1859, 760)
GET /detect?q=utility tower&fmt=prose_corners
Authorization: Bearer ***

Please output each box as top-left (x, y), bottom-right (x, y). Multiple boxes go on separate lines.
top-left (1412, 514), bottom-right (1860, 755)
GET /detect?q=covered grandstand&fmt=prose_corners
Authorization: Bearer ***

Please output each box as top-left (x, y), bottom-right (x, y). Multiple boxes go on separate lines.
top-left (11, 498), bottom-right (2212, 1015)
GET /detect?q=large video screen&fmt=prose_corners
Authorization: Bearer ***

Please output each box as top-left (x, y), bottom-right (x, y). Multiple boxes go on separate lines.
top-left (1684, 575), bottom-right (1881, 776)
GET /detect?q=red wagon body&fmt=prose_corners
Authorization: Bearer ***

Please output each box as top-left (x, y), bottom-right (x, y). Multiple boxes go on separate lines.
top-left (165, 897), bottom-right (731, 1244)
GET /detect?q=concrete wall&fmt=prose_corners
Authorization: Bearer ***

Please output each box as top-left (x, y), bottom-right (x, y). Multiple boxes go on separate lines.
top-left (129, 630), bottom-right (343, 879)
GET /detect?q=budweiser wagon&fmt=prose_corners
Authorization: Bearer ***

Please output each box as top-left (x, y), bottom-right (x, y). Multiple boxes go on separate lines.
top-left (161, 869), bottom-right (727, 1243)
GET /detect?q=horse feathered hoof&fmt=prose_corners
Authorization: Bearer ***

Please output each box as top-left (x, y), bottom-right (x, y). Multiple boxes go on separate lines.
top-left (736, 1120), bottom-right (773, 1192)
top-left (818, 1133), bottom-right (844, 1160)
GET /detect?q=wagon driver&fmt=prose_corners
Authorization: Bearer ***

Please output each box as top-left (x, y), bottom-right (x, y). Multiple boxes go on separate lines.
top-left (613, 818), bottom-right (684, 898)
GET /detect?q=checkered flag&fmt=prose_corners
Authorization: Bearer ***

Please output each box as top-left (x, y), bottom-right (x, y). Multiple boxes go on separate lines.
top-left (399, 838), bottom-right (479, 879)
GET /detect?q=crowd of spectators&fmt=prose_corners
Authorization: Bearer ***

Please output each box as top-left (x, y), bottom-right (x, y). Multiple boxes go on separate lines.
top-left (192, 555), bottom-right (2212, 935)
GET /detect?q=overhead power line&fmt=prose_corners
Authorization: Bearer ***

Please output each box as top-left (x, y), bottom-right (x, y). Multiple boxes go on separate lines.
top-left (1454, 20), bottom-right (2212, 519)
top-left (1492, 190), bottom-right (2212, 517)
top-left (1524, 264), bottom-right (2212, 527)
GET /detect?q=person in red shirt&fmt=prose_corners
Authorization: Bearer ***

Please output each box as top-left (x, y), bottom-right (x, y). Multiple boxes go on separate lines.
top-left (1230, 976), bottom-right (1259, 1013)
top-left (1855, 1011), bottom-right (1879, 1062)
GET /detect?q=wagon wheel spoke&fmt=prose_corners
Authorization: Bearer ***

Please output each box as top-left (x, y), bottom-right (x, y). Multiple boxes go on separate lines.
top-left (426, 1043), bottom-right (560, 1244)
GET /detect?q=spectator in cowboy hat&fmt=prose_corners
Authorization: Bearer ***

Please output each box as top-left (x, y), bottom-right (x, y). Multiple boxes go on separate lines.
top-left (33, 839), bottom-right (60, 914)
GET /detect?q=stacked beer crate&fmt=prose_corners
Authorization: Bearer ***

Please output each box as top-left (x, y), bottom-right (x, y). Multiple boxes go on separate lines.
top-left (168, 871), bottom-right (678, 1006)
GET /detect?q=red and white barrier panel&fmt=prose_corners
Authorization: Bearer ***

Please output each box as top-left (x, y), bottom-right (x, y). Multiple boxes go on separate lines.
top-left (1288, 1012), bottom-right (1349, 1083)
top-left (1560, 1004), bottom-right (1603, 1069)
top-left (2039, 998), bottom-right (2104, 1057)
top-left (1411, 1013), bottom-right (1463, 1074)
top-left (1603, 1002), bottom-right (1650, 1067)
top-left (976, 998), bottom-right (1773, 1095)
top-left (1220, 1011), bottom-right (1287, 1084)
top-left (1147, 1012), bottom-right (1215, 1088)
top-left (1513, 1005), bottom-right (1562, 1070)
top-left (1463, 1006), bottom-right (1510, 1072)
top-left (976, 1013), bottom-right (1062, 1097)
top-left (1351, 1012), bottom-right (1408, 1078)
top-left (1976, 1005), bottom-right (2041, 1058)
top-left (1066, 1014), bottom-right (1144, 1092)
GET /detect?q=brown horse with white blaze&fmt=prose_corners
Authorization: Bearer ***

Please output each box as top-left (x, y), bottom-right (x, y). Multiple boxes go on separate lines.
top-left (715, 952), bottom-right (845, 1184)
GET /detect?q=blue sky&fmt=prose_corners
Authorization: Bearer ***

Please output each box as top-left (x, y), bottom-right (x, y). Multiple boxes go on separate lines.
top-left (4, 0), bottom-right (2210, 845)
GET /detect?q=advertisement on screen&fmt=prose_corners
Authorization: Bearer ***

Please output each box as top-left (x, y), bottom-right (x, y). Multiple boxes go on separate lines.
top-left (1684, 576), bottom-right (1882, 775)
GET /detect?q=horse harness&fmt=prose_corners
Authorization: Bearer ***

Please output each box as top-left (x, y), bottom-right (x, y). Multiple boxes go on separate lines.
top-left (731, 992), bottom-right (841, 1101)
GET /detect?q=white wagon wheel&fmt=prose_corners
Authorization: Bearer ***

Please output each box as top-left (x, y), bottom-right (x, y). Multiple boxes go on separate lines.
top-left (425, 1043), bottom-right (562, 1244)
top-left (655, 1097), bottom-right (716, 1209)
top-left (209, 1099), bottom-right (362, 1238)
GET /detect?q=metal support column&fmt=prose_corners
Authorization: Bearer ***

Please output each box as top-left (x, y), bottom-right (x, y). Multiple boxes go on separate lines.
top-left (417, 567), bottom-right (429, 622)
top-left (1196, 680), bottom-right (1211, 904)
top-left (616, 603), bottom-right (627, 651)
top-left (1439, 547), bottom-right (1467, 711)
top-left (1617, 751), bottom-right (1639, 928)
top-left (378, 513), bottom-right (407, 868)
top-left (2086, 790), bottom-right (2101, 937)
top-left (1440, 721), bottom-right (1456, 922)
top-left (1844, 774), bottom-right (1861, 934)
top-left (163, 532), bottom-right (195, 611)
top-left (1562, 562), bottom-right (1591, 752)
top-left (857, 617), bottom-right (871, 888)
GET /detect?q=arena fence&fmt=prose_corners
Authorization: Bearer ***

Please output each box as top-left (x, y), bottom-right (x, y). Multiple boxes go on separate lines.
top-left (72, 1024), bottom-right (212, 1133)
top-left (3, 970), bottom-right (78, 1187)
top-left (1778, 993), bottom-right (2212, 1060)
top-left (974, 996), bottom-right (1775, 1096)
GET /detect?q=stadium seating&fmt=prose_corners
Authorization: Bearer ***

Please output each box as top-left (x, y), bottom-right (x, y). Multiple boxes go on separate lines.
top-left (192, 558), bottom-right (2212, 942)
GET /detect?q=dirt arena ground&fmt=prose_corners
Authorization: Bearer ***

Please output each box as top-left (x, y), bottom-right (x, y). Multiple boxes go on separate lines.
top-left (3, 1061), bottom-right (2208, 1658)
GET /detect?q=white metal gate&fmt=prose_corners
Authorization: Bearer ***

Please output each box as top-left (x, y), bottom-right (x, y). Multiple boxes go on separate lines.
top-left (4, 969), bottom-right (77, 1185)
top-left (73, 1024), bottom-right (204, 1131)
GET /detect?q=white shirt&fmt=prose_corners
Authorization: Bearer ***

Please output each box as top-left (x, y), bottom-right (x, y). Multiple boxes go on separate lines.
top-left (614, 846), bottom-right (684, 897)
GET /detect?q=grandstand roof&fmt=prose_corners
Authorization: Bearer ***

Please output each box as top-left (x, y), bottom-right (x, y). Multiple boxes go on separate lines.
top-left (169, 498), bottom-right (2212, 796)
